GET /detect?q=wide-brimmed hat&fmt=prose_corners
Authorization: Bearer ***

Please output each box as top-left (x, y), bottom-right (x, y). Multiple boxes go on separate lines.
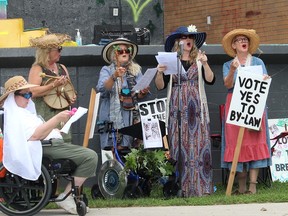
top-left (102, 38), bottom-right (138, 64)
top-left (164, 24), bottom-right (206, 52)
top-left (0, 76), bottom-right (39, 104)
top-left (222, 29), bottom-right (260, 57)
top-left (29, 33), bottom-right (71, 49)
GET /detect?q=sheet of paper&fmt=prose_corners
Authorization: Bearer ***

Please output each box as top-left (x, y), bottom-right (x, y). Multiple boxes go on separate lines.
top-left (141, 117), bottom-right (163, 149)
top-left (155, 52), bottom-right (186, 75)
top-left (238, 65), bottom-right (263, 76)
top-left (61, 106), bottom-right (88, 134)
top-left (132, 68), bottom-right (157, 92)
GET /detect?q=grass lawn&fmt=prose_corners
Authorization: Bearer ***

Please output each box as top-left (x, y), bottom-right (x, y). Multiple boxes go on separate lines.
top-left (46, 180), bottom-right (288, 209)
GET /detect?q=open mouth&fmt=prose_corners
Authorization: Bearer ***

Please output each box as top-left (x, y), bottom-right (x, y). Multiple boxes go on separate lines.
top-left (242, 44), bottom-right (247, 49)
top-left (187, 42), bottom-right (191, 47)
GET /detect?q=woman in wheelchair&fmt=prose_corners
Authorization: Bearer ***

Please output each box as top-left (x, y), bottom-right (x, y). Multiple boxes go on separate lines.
top-left (0, 76), bottom-right (98, 215)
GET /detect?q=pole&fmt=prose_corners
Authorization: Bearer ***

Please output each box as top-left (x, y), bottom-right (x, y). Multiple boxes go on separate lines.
top-left (119, 0), bottom-right (123, 37)
top-left (226, 127), bottom-right (245, 196)
top-left (176, 50), bottom-right (183, 197)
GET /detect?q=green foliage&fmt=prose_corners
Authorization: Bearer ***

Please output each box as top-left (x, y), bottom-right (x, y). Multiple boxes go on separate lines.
top-left (124, 146), bottom-right (174, 178)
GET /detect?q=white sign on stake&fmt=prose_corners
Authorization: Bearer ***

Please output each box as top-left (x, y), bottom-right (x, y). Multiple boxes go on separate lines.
top-left (226, 66), bottom-right (271, 130)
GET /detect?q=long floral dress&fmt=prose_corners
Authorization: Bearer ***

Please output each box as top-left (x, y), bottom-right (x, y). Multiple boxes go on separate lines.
top-left (168, 61), bottom-right (213, 197)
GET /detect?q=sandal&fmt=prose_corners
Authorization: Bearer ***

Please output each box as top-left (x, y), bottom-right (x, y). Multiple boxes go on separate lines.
top-left (244, 190), bottom-right (253, 195)
top-left (232, 190), bottom-right (243, 195)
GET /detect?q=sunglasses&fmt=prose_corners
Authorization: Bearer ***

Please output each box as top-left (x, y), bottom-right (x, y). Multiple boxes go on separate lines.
top-left (233, 37), bottom-right (249, 43)
top-left (180, 35), bottom-right (194, 39)
top-left (50, 46), bottom-right (63, 52)
top-left (116, 49), bottom-right (131, 55)
top-left (15, 91), bottom-right (33, 99)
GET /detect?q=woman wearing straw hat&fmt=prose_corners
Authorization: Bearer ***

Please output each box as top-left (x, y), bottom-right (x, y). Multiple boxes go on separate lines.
top-left (0, 76), bottom-right (97, 214)
top-left (96, 38), bottom-right (150, 150)
top-left (28, 33), bottom-right (77, 142)
top-left (221, 29), bottom-right (271, 194)
top-left (154, 24), bottom-right (215, 197)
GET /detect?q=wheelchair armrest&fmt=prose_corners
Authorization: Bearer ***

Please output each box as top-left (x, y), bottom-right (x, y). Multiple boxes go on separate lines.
top-left (41, 139), bottom-right (52, 147)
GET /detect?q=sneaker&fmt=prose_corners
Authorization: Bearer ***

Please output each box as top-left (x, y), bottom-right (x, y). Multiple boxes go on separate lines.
top-left (56, 193), bottom-right (77, 215)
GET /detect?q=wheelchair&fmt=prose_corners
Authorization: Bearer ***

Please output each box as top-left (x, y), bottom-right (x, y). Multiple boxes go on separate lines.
top-left (0, 111), bottom-right (88, 216)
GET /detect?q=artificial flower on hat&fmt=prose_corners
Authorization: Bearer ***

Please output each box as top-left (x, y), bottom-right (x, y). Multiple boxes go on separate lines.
top-left (164, 24), bottom-right (206, 52)
top-left (101, 38), bottom-right (138, 64)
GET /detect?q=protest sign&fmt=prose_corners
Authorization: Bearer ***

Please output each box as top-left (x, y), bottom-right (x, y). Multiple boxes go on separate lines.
top-left (227, 66), bottom-right (271, 130)
top-left (268, 118), bottom-right (288, 182)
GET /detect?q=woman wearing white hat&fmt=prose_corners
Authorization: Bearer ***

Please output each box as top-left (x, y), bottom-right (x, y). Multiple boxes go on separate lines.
top-left (97, 38), bottom-right (150, 150)
top-left (221, 29), bottom-right (271, 194)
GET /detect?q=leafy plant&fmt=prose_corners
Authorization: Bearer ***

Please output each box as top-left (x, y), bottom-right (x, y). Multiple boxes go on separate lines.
top-left (123, 146), bottom-right (174, 179)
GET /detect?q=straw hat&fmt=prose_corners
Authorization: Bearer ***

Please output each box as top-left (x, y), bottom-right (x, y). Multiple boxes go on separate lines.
top-left (102, 38), bottom-right (138, 64)
top-left (222, 29), bottom-right (260, 57)
top-left (29, 33), bottom-right (71, 49)
top-left (165, 24), bottom-right (206, 52)
top-left (0, 76), bottom-right (39, 104)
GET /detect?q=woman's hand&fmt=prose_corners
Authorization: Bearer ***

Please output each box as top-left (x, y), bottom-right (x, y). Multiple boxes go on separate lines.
top-left (263, 74), bottom-right (271, 80)
top-left (198, 50), bottom-right (208, 65)
top-left (57, 110), bottom-right (71, 123)
top-left (157, 64), bottom-right (167, 74)
top-left (114, 66), bottom-right (126, 78)
top-left (53, 75), bottom-right (68, 88)
top-left (230, 59), bottom-right (239, 72)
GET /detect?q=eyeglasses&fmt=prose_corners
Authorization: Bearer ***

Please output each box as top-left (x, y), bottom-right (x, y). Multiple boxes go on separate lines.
top-left (15, 91), bottom-right (33, 99)
top-left (234, 37), bottom-right (249, 43)
top-left (50, 46), bottom-right (62, 52)
top-left (180, 35), bottom-right (194, 39)
top-left (116, 49), bottom-right (131, 55)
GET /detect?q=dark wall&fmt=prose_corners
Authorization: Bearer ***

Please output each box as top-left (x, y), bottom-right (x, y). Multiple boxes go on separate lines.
top-left (1, 45), bottom-right (288, 185)
top-left (7, 0), bottom-right (164, 45)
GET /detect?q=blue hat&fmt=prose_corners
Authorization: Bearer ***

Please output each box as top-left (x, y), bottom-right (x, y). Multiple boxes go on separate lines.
top-left (164, 25), bottom-right (206, 52)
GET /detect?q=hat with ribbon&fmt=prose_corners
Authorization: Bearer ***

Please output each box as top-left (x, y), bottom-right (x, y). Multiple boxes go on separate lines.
top-left (102, 38), bottom-right (138, 64)
top-left (222, 29), bottom-right (260, 57)
top-left (29, 33), bottom-right (71, 49)
top-left (0, 76), bottom-right (39, 104)
top-left (164, 24), bottom-right (206, 52)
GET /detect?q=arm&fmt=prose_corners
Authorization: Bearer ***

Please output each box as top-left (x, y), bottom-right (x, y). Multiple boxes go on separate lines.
top-left (28, 65), bottom-right (69, 98)
top-left (155, 64), bottom-right (167, 90)
top-left (223, 59), bottom-right (238, 89)
top-left (28, 110), bottom-right (70, 141)
top-left (198, 50), bottom-right (214, 82)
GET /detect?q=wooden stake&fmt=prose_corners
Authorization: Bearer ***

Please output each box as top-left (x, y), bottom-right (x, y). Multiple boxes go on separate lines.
top-left (226, 126), bottom-right (245, 196)
top-left (83, 88), bottom-right (97, 148)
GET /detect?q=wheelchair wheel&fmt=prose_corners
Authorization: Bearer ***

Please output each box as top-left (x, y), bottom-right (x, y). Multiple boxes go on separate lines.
top-left (123, 184), bottom-right (143, 199)
top-left (91, 184), bottom-right (104, 199)
top-left (163, 180), bottom-right (179, 198)
top-left (76, 200), bottom-right (87, 216)
top-left (98, 159), bottom-right (127, 199)
top-left (0, 165), bottom-right (52, 216)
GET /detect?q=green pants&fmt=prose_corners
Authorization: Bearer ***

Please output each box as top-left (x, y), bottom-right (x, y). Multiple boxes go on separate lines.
top-left (43, 139), bottom-right (98, 177)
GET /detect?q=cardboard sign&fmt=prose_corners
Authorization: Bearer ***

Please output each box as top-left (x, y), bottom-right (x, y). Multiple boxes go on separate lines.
top-left (268, 118), bottom-right (288, 182)
top-left (227, 66), bottom-right (271, 130)
top-left (138, 98), bottom-right (167, 121)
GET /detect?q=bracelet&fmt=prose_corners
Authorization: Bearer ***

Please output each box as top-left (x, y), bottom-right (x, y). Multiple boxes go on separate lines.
top-left (111, 74), bottom-right (117, 82)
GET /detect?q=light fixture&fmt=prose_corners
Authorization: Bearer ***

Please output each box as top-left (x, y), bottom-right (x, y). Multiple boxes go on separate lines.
top-left (113, 7), bottom-right (119, 17)
top-left (207, 16), bottom-right (211, 25)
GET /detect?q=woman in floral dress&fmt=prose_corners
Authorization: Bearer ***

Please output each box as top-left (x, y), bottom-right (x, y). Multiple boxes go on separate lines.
top-left (155, 24), bottom-right (215, 197)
